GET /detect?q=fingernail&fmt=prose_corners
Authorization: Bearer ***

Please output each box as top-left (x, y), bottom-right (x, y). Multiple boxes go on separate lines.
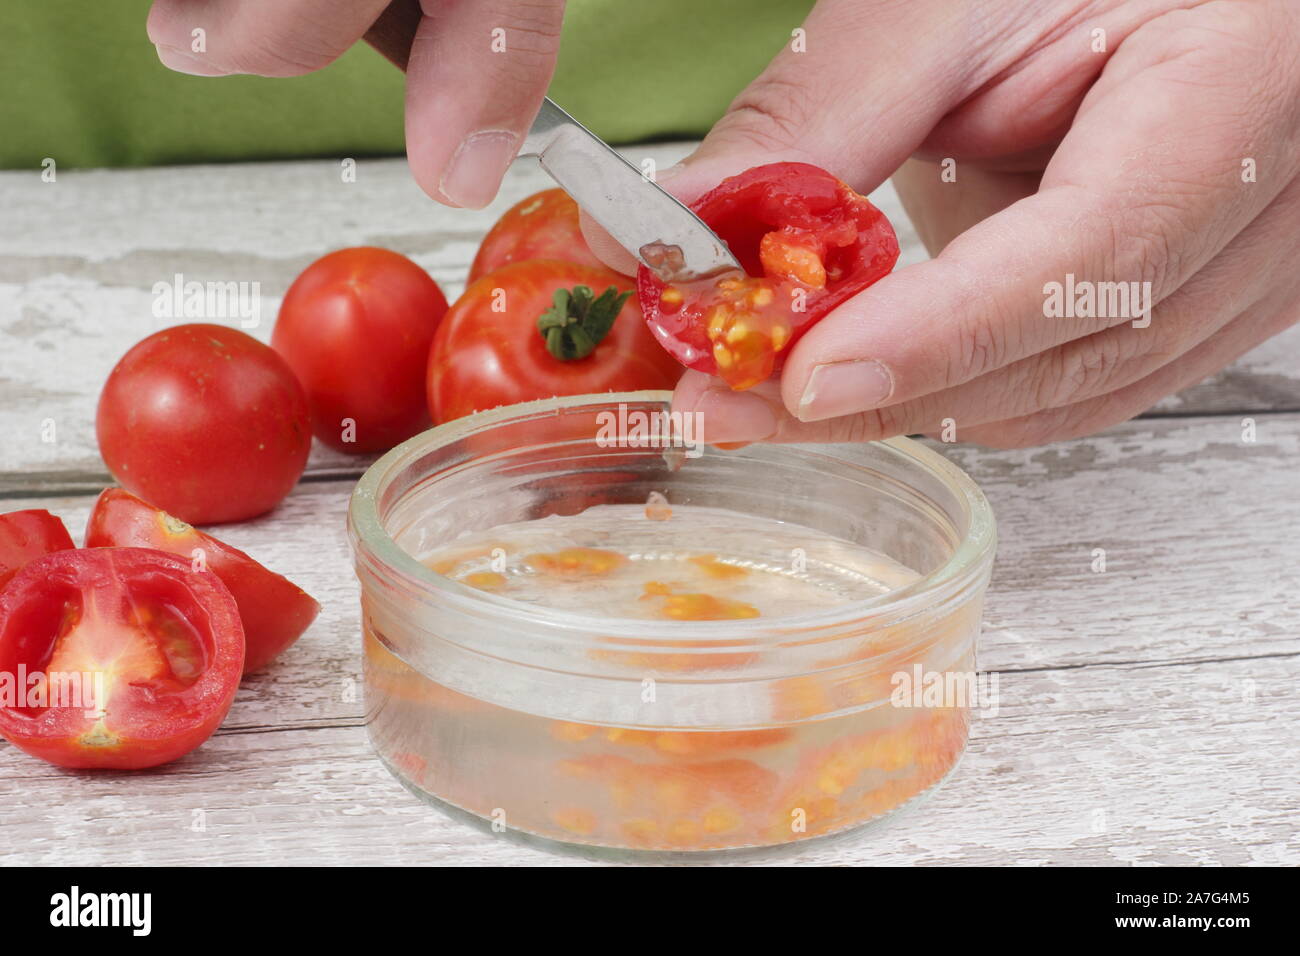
top-left (154, 43), bottom-right (230, 76)
top-left (689, 388), bottom-right (779, 444)
top-left (797, 359), bottom-right (893, 422)
top-left (438, 130), bottom-right (518, 209)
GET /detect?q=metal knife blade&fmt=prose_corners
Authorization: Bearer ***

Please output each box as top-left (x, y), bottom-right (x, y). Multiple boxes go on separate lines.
top-left (363, 1), bottom-right (741, 284)
top-left (520, 99), bottom-right (741, 283)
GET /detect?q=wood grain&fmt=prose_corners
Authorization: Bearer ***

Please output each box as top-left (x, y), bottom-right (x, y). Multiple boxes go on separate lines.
top-left (1, 415), bottom-right (1295, 865)
top-left (2, 654), bottom-right (1292, 867)
top-left (2, 147), bottom-right (1296, 486)
top-left (1, 148), bottom-right (1296, 866)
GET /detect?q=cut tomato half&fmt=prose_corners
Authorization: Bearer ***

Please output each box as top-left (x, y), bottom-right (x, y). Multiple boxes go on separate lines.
top-left (84, 489), bottom-right (319, 673)
top-left (0, 547), bottom-right (244, 769)
top-left (638, 162), bottom-right (899, 390)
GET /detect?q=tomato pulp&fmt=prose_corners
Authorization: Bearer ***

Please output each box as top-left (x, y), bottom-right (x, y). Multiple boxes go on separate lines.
top-left (0, 548), bottom-right (244, 769)
top-left (85, 489), bottom-right (319, 673)
top-left (637, 162), bottom-right (899, 390)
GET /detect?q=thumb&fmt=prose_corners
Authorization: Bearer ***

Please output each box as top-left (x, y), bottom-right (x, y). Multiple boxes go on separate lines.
top-left (581, 0), bottom-right (973, 272)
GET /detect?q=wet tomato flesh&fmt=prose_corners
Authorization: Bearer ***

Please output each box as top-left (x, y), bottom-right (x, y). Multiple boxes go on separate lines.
top-left (638, 162), bottom-right (900, 390)
top-left (0, 548), bottom-right (244, 769)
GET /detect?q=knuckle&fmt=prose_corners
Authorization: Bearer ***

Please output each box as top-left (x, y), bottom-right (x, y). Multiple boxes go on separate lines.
top-left (948, 310), bottom-right (1009, 384)
top-left (719, 72), bottom-right (819, 153)
top-left (228, 33), bottom-right (343, 76)
top-left (1093, 3), bottom-right (1298, 299)
top-left (976, 409), bottom-right (1068, 449)
top-left (862, 403), bottom-right (906, 439)
top-left (1111, 199), bottom-right (1185, 295)
top-left (1036, 333), bottom-right (1129, 408)
top-left (824, 404), bottom-right (904, 443)
top-left (992, 392), bottom-right (1138, 448)
top-left (494, 6), bottom-right (564, 58)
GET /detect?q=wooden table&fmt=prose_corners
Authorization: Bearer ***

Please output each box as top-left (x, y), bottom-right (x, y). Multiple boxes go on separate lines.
top-left (2, 144), bottom-right (1296, 866)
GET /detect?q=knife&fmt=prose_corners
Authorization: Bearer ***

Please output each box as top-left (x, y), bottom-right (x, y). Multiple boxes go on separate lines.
top-left (363, 0), bottom-right (742, 284)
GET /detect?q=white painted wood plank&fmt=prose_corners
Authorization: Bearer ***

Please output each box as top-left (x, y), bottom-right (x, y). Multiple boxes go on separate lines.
top-left (0, 145), bottom-right (693, 482)
top-left (928, 413), bottom-right (1300, 669)
top-left (6, 413), bottom-right (1296, 692)
top-left (1, 656), bottom-right (1292, 867)
top-left (2, 150), bottom-right (1295, 486)
top-left (1, 414), bottom-right (1296, 864)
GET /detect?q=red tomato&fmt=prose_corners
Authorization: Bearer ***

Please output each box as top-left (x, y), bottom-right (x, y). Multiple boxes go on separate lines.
top-left (0, 547), bottom-right (244, 769)
top-left (0, 510), bottom-right (75, 589)
top-left (469, 189), bottom-right (607, 283)
top-left (638, 162), bottom-right (899, 390)
top-left (96, 323), bottom-right (311, 525)
top-left (428, 261), bottom-right (682, 423)
top-left (273, 247), bottom-right (450, 454)
top-left (84, 489), bottom-right (319, 673)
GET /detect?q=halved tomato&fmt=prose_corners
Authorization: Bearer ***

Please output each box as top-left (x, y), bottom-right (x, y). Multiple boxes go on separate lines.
top-left (0, 510), bottom-right (76, 589)
top-left (0, 548), bottom-right (244, 769)
top-left (84, 489), bottom-right (319, 673)
top-left (638, 162), bottom-right (900, 390)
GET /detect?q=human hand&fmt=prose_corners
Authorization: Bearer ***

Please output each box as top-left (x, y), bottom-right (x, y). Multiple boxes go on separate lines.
top-left (146, 0), bottom-right (566, 209)
top-left (586, 0), bottom-right (1300, 447)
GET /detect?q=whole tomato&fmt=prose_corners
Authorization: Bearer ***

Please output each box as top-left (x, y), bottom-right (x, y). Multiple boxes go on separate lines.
top-left (96, 323), bottom-right (311, 525)
top-left (428, 261), bottom-right (682, 423)
top-left (273, 247), bottom-right (449, 453)
top-left (468, 189), bottom-right (607, 283)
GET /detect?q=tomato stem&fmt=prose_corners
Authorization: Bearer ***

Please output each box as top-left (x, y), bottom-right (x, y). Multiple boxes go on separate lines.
top-left (537, 285), bottom-right (631, 361)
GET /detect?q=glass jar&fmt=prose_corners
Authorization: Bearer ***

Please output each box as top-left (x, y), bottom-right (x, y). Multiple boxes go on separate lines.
top-left (349, 391), bottom-right (995, 853)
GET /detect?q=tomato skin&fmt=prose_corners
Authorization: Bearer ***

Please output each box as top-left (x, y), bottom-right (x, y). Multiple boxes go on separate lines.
top-left (469, 189), bottom-right (608, 283)
top-left (84, 489), bottom-right (319, 673)
top-left (638, 162), bottom-right (900, 387)
top-left (0, 547), bottom-right (244, 770)
top-left (96, 324), bottom-right (311, 525)
top-left (273, 248), bottom-right (450, 454)
top-left (428, 261), bottom-right (682, 423)
top-left (0, 510), bottom-right (75, 589)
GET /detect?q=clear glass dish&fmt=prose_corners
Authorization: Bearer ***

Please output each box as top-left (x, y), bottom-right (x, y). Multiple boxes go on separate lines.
top-left (348, 391), bottom-right (995, 853)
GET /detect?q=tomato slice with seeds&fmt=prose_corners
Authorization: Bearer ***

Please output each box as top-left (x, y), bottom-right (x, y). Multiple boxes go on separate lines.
top-left (638, 162), bottom-right (900, 390)
top-left (84, 489), bottom-right (319, 673)
top-left (0, 510), bottom-right (76, 589)
top-left (0, 547), bottom-right (244, 769)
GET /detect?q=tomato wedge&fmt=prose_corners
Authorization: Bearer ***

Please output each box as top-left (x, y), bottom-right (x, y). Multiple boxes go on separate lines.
top-left (0, 548), bottom-right (244, 769)
top-left (637, 162), bottom-right (900, 390)
top-left (84, 489), bottom-right (319, 673)
top-left (0, 510), bottom-right (76, 589)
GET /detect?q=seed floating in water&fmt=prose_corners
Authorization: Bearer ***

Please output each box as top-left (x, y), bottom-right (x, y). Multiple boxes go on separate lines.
top-left (644, 491), bottom-right (672, 521)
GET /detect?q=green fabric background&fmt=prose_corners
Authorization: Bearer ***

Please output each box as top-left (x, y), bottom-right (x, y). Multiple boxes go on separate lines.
top-left (1, 0), bottom-right (813, 169)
